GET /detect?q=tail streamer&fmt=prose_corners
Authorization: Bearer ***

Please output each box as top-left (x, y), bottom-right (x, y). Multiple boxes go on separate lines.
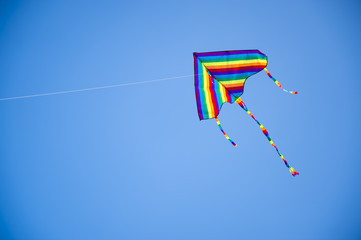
top-left (215, 117), bottom-right (237, 147)
top-left (235, 98), bottom-right (299, 176)
top-left (264, 68), bottom-right (298, 94)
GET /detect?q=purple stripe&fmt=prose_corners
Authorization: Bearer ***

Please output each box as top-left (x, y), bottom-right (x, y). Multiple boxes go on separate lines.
top-left (194, 50), bottom-right (263, 57)
top-left (210, 69), bottom-right (263, 75)
top-left (194, 55), bottom-right (203, 120)
top-left (229, 89), bottom-right (244, 94)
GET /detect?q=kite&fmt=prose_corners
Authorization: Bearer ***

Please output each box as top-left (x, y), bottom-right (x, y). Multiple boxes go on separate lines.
top-left (193, 50), bottom-right (299, 176)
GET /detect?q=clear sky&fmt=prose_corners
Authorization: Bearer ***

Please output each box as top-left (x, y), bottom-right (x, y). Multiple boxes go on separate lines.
top-left (0, 0), bottom-right (360, 239)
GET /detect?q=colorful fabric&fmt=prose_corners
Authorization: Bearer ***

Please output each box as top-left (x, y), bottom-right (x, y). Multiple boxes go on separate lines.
top-left (193, 50), bottom-right (299, 176)
top-left (194, 50), bottom-right (267, 120)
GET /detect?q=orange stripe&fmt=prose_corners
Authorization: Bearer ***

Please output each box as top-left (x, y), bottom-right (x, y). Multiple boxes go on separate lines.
top-left (220, 84), bottom-right (230, 103)
top-left (221, 82), bottom-right (244, 87)
top-left (208, 74), bottom-right (218, 116)
top-left (204, 70), bottom-right (215, 117)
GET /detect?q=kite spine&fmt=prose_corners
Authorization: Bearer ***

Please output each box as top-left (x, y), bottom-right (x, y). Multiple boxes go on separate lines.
top-left (235, 98), bottom-right (299, 176)
top-left (215, 117), bottom-right (237, 146)
top-left (264, 68), bottom-right (298, 94)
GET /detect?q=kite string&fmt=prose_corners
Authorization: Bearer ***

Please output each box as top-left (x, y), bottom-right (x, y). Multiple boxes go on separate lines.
top-left (264, 68), bottom-right (298, 94)
top-left (235, 97), bottom-right (299, 176)
top-left (0, 74), bottom-right (196, 101)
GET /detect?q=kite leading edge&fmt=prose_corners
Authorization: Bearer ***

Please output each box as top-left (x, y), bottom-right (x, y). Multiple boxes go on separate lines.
top-left (193, 50), bottom-right (299, 176)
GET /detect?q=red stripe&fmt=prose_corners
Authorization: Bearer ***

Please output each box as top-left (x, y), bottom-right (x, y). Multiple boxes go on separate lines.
top-left (207, 64), bottom-right (266, 71)
top-left (225, 85), bottom-right (245, 91)
top-left (208, 75), bottom-right (219, 116)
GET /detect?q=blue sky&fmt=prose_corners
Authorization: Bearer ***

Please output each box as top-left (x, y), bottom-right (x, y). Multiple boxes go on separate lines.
top-left (0, 0), bottom-right (360, 239)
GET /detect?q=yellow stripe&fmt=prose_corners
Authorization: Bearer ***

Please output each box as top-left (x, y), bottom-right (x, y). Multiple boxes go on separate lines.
top-left (219, 79), bottom-right (246, 85)
top-left (220, 83), bottom-right (228, 103)
top-left (203, 59), bottom-right (267, 67)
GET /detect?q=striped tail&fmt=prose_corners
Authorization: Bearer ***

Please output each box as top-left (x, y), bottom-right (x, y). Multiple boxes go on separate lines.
top-left (215, 117), bottom-right (237, 146)
top-left (235, 98), bottom-right (299, 176)
top-left (264, 68), bottom-right (298, 94)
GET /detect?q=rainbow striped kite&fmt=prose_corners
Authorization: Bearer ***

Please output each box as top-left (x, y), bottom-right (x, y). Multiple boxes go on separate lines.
top-left (193, 50), bottom-right (299, 176)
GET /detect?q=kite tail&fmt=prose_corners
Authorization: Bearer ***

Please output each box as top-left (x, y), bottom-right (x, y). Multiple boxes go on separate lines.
top-left (215, 117), bottom-right (237, 146)
top-left (235, 98), bottom-right (299, 176)
top-left (264, 68), bottom-right (298, 94)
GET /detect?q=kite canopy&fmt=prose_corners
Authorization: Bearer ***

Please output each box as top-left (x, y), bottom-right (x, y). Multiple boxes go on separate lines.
top-left (193, 50), bottom-right (299, 176)
top-left (194, 50), bottom-right (267, 120)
